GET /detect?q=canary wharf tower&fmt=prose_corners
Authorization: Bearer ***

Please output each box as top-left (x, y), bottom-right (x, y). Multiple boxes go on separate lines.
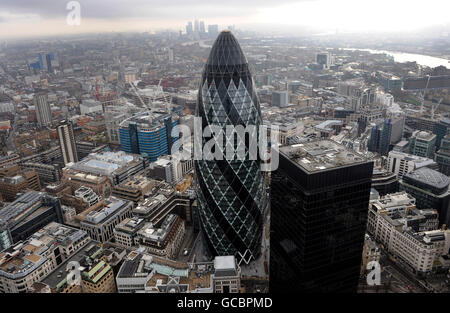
top-left (195, 31), bottom-right (266, 261)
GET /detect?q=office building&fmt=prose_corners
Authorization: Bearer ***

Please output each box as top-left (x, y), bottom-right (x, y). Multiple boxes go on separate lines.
top-left (0, 154), bottom-right (20, 167)
top-left (288, 80), bottom-right (313, 96)
top-left (208, 24), bottom-right (219, 37)
top-left (314, 120), bottom-right (343, 138)
top-left (168, 48), bottom-right (174, 63)
top-left (272, 90), bottom-right (288, 107)
top-left (0, 173), bottom-right (40, 202)
top-left (44, 183), bottom-right (100, 217)
top-left (149, 156), bottom-right (178, 183)
top-left (359, 105), bottom-right (383, 124)
top-left (405, 114), bottom-right (436, 133)
top-left (387, 150), bottom-right (437, 179)
top-left (378, 73), bottom-right (403, 91)
top-left (112, 175), bottom-right (156, 203)
top-left (371, 167), bottom-right (399, 196)
top-left (199, 21), bottom-right (205, 33)
top-left (80, 99), bottom-right (103, 115)
top-left (368, 117), bottom-right (404, 156)
top-left (360, 235), bottom-right (381, 275)
top-left (57, 120), bottom-right (79, 166)
top-left (316, 52), bottom-right (333, 69)
top-left (61, 205), bottom-right (77, 225)
top-left (367, 192), bottom-right (448, 275)
top-left (400, 167), bottom-right (450, 227)
top-left (20, 162), bottom-right (61, 184)
top-left (19, 146), bottom-right (63, 167)
top-left (80, 196), bottom-right (133, 243)
top-left (194, 20), bottom-right (199, 33)
top-left (0, 222), bottom-right (89, 293)
top-left (135, 214), bottom-right (185, 259)
top-left (76, 141), bottom-right (107, 160)
top-left (63, 151), bottom-right (149, 186)
top-left (61, 169), bottom-right (111, 197)
top-left (105, 104), bottom-right (139, 145)
top-left (39, 240), bottom-right (116, 293)
top-left (366, 192), bottom-right (438, 235)
top-left (435, 134), bottom-right (450, 175)
top-left (393, 140), bottom-right (409, 152)
top-left (0, 192), bottom-right (63, 251)
top-left (0, 164), bottom-right (24, 178)
top-left (132, 187), bottom-right (194, 229)
top-left (270, 140), bottom-right (373, 292)
top-left (186, 21), bottom-right (193, 35)
top-left (34, 93), bottom-right (52, 127)
top-left (116, 251), bottom-right (240, 293)
top-left (124, 68), bottom-right (137, 84)
top-left (119, 112), bottom-right (179, 161)
top-left (433, 118), bottom-right (450, 150)
top-left (0, 164), bottom-right (41, 201)
top-left (148, 154), bottom-right (192, 184)
top-left (30, 52), bottom-right (54, 72)
top-left (113, 217), bottom-right (146, 247)
top-left (195, 31), bottom-right (266, 259)
top-left (0, 102), bottom-right (15, 114)
top-left (408, 130), bottom-right (436, 158)
top-left (212, 256), bottom-right (241, 293)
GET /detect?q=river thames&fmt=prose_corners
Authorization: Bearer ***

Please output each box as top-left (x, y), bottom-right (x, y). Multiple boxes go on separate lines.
top-left (341, 48), bottom-right (450, 69)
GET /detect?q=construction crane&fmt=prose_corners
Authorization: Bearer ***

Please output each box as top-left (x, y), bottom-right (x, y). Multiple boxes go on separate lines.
top-left (128, 80), bottom-right (147, 108)
top-left (420, 74), bottom-right (431, 114)
top-left (95, 78), bottom-right (100, 101)
top-left (151, 78), bottom-right (172, 113)
top-left (431, 98), bottom-right (443, 120)
top-left (128, 78), bottom-right (172, 113)
top-left (152, 78), bottom-right (163, 104)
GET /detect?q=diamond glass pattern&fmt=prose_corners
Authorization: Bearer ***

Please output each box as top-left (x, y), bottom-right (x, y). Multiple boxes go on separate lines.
top-left (195, 31), bottom-right (266, 258)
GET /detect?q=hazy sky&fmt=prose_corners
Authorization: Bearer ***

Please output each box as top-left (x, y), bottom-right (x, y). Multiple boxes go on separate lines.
top-left (0, 0), bottom-right (449, 39)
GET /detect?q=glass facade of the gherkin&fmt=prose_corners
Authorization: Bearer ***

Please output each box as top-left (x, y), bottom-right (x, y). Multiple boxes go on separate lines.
top-left (195, 31), bottom-right (266, 260)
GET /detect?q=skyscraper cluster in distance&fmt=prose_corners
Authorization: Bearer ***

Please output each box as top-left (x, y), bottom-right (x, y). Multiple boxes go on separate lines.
top-left (185, 20), bottom-right (220, 38)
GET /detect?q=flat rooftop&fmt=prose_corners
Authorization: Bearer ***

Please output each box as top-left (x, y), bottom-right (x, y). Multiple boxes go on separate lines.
top-left (136, 214), bottom-right (179, 244)
top-left (0, 222), bottom-right (87, 277)
top-left (118, 252), bottom-right (215, 292)
top-left (82, 197), bottom-right (131, 225)
top-left (0, 241), bottom-right (46, 276)
top-left (115, 217), bottom-right (145, 234)
top-left (0, 191), bottom-right (46, 229)
top-left (41, 240), bottom-right (104, 289)
top-left (280, 140), bottom-right (368, 173)
top-left (64, 151), bottom-right (141, 177)
top-left (214, 256), bottom-right (236, 271)
top-left (371, 191), bottom-right (416, 211)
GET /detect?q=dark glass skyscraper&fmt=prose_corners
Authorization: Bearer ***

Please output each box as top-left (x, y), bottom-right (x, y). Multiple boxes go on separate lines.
top-left (270, 140), bottom-right (373, 293)
top-left (367, 117), bottom-right (404, 156)
top-left (195, 31), bottom-right (266, 260)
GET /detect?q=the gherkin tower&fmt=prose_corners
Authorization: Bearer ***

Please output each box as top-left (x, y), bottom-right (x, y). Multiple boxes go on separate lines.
top-left (195, 30), bottom-right (266, 260)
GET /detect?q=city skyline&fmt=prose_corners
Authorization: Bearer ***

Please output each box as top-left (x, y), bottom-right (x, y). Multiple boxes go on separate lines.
top-left (1, 0), bottom-right (450, 299)
top-left (0, 0), bottom-right (449, 39)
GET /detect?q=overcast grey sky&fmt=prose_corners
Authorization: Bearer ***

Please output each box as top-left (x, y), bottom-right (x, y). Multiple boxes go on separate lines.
top-left (0, 0), bottom-right (449, 39)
